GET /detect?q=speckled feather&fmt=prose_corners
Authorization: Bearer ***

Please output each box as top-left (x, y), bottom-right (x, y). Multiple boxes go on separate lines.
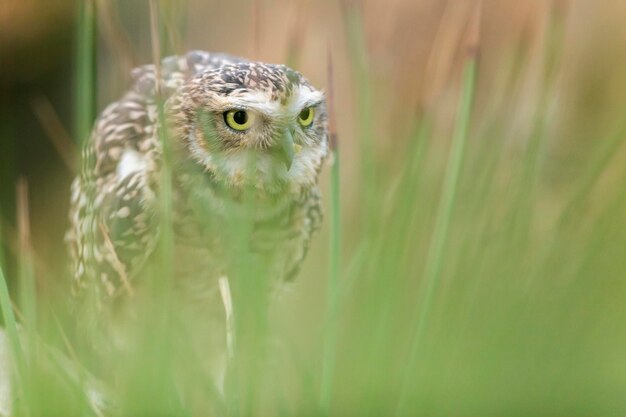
top-left (66, 51), bottom-right (328, 303)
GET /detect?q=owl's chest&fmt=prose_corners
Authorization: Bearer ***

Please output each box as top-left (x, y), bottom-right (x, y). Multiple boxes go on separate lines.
top-left (169, 186), bottom-right (306, 292)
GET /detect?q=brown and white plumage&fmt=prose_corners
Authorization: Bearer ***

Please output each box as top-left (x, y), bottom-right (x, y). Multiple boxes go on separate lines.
top-left (66, 52), bottom-right (327, 390)
top-left (67, 51), bottom-right (327, 304)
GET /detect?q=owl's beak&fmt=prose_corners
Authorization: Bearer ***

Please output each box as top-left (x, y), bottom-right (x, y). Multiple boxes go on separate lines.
top-left (276, 128), bottom-right (295, 170)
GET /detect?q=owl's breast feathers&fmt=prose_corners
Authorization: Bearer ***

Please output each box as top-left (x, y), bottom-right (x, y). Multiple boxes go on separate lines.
top-left (66, 51), bottom-right (325, 300)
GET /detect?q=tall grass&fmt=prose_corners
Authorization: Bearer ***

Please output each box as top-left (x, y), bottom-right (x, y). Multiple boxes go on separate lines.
top-left (395, 4), bottom-right (480, 415)
top-left (319, 48), bottom-right (341, 416)
top-left (2, 1), bottom-right (626, 416)
top-left (74, 0), bottom-right (97, 147)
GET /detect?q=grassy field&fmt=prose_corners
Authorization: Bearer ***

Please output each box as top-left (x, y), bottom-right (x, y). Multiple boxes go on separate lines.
top-left (2, 0), bottom-right (626, 416)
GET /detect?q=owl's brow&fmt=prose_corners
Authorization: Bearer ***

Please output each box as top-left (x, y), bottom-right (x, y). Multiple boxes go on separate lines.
top-left (300, 97), bottom-right (324, 109)
top-left (291, 87), bottom-right (325, 111)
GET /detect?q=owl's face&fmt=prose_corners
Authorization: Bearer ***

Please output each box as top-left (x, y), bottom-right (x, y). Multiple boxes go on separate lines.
top-left (172, 62), bottom-right (328, 197)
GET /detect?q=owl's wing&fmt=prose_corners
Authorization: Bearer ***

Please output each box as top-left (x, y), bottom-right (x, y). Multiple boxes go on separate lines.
top-left (285, 187), bottom-right (324, 282)
top-left (67, 90), bottom-right (161, 297)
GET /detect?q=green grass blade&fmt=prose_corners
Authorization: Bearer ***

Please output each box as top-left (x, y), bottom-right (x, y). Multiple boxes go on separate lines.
top-left (74, 0), bottom-right (97, 147)
top-left (0, 263), bottom-right (25, 403)
top-left (319, 50), bottom-right (341, 414)
top-left (394, 15), bottom-right (480, 415)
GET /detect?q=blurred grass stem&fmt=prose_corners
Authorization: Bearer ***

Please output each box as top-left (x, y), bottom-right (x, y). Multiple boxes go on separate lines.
top-left (74, 0), bottom-right (97, 147)
top-left (320, 48), bottom-right (341, 416)
top-left (394, 3), bottom-right (480, 415)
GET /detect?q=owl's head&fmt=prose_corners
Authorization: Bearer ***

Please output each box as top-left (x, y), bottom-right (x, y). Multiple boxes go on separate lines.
top-left (170, 61), bottom-right (328, 197)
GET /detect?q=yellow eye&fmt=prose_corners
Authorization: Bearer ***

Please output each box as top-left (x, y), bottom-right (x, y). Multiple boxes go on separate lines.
top-left (297, 107), bottom-right (315, 127)
top-left (224, 109), bottom-right (254, 131)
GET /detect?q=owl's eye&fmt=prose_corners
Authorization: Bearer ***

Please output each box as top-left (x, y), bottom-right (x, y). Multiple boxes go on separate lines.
top-left (224, 109), bottom-right (254, 131)
top-left (297, 107), bottom-right (315, 127)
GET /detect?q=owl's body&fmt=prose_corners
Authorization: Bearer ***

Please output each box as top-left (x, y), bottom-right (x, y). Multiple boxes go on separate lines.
top-left (66, 51), bottom-right (327, 391)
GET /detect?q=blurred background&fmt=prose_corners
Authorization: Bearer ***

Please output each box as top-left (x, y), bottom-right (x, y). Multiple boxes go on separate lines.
top-left (4, 0), bottom-right (626, 276)
top-left (2, 0), bottom-right (626, 415)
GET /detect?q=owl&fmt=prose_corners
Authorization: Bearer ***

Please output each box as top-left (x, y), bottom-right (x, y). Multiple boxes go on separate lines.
top-left (65, 51), bottom-right (328, 393)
